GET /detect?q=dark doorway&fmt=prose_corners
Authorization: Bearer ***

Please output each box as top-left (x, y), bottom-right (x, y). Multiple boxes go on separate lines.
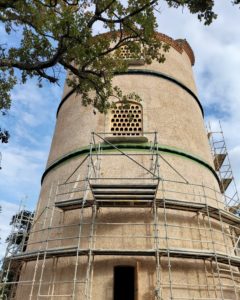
top-left (114, 266), bottom-right (135, 300)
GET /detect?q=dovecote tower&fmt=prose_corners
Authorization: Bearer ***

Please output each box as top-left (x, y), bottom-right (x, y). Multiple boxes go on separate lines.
top-left (3, 32), bottom-right (240, 300)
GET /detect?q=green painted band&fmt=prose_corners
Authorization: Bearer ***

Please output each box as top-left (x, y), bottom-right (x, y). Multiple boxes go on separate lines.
top-left (56, 69), bottom-right (204, 118)
top-left (41, 144), bottom-right (219, 184)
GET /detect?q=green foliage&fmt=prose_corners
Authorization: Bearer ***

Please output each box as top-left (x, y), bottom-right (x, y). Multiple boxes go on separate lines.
top-left (0, 0), bottom-right (239, 140)
top-left (0, 129), bottom-right (10, 143)
top-left (166, 0), bottom-right (217, 25)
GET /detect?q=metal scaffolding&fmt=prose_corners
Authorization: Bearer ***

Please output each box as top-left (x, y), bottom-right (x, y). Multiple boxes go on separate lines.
top-left (0, 201), bottom-right (34, 300)
top-left (207, 121), bottom-right (239, 210)
top-left (1, 132), bottom-right (240, 299)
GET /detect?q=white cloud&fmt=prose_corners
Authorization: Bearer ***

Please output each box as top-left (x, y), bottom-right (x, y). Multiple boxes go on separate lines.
top-left (0, 79), bottom-right (61, 259)
top-left (1, 2), bottom-right (240, 260)
top-left (1, 147), bottom-right (45, 183)
top-left (156, 1), bottom-right (240, 195)
top-left (22, 111), bottom-right (42, 127)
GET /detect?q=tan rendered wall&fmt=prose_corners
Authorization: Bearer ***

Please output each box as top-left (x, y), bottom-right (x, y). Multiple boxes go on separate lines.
top-left (47, 45), bottom-right (204, 167)
top-left (14, 34), bottom-right (240, 300)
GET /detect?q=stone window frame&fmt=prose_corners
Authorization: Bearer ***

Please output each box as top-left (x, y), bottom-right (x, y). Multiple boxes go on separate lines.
top-left (110, 101), bottom-right (143, 136)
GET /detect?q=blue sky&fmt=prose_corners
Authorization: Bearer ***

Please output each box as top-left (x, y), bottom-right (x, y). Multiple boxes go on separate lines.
top-left (0, 1), bottom-right (240, 258)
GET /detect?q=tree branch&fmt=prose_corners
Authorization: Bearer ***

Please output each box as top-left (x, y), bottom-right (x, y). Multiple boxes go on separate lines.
top-left (88, 0), bottom-right (117, 27)
top-left (81, 31), bottom-right (140, 70)
top-left (95, 0), bottom-right (158, 24)
top-left (0, 36), bottom-right (67, 72)
top-left (36, 70), bottom-right (58, 83)
top-left (0, 0), bottom-right (18, 9)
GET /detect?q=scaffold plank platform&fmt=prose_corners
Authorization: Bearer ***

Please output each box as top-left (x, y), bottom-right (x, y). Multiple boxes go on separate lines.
top-left (157, 199), bottom-right (240, 226)
top-left (220, 178), bottom-right (233, 193)
top-left (214, 153), bottom-right (226, 171)
top-left (9, 247), bottom-right (240, 267)
top-left (91, 184), bottom-right (158, 189)
top-left (91, 183), bottom-right (157, 201)
top-left (55, 198), bottom-right (240, 226)
top-left (93, 190), bottom-right (156, 195)
top-left (55, 198), bottom-right (93, 210)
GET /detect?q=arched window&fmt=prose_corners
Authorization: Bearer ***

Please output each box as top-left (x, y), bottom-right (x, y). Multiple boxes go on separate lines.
top-left (110, 102), bottom-right (143, 136)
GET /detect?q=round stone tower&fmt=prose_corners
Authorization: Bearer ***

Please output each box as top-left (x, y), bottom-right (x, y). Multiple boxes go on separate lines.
top-left (9, 32), bottom-right (240, 300)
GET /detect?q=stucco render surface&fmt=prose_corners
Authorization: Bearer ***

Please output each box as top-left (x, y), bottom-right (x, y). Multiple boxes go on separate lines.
top-left (13, 34), bottom-right (240, 300)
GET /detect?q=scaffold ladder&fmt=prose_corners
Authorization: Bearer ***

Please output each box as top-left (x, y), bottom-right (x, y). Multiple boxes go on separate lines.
top-left (207, 121), bottom-right (239, 211)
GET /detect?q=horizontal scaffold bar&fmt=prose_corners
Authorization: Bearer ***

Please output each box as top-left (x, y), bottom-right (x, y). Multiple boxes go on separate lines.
top-left (41, 143), bottom-right (220, 185)
top-left (55, 198), bottom-right (240, 226)
top-left (9, 247), bottom-right (240, 267)
top-left (91, 183), bottom-right (157, 189)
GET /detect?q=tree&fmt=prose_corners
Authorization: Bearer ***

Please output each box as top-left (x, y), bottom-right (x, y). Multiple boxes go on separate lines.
top-left (0, 129), bottom-right (9, 144)
top-left (0, 0), bottom-right (239, 142)
top-left (5, 210), bottom-right (34, 254)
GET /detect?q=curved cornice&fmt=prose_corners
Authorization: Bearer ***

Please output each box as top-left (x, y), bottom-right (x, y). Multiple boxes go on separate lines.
top-left (41, 143), bottom-right (219, 185)
top-left (56, 69), bottom-right (203, 118)
top-left (97, 31), bottom-right (195, 65)
top-left (155, 33), bottom-right (195, 66)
